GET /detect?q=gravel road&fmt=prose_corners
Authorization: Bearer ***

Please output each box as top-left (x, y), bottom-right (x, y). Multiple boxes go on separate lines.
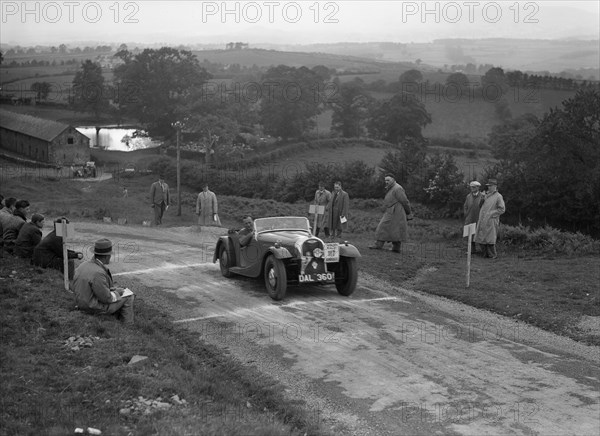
top-left (69, 222), bottom-right (600, 436)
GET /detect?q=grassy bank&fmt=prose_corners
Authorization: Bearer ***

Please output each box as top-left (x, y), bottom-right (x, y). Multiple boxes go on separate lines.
top-left (0, 256), bottom-right (325, 436)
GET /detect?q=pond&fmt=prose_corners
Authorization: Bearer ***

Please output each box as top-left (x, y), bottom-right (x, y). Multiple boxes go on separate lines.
top-left (76, 127), bottom-right (162, 152)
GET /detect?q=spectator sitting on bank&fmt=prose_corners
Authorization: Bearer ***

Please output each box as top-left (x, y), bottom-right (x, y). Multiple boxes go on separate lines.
top-left (0, 196), bottom-right (16, 252)
top-left (72, 238), bottom-right (135, 325)
top-left (2, 200), bottom-right (28, 254)
top-left (13, 200), bottom-right (30, 221)
top-left (32, 217), bottom-right (83, 279)
top-left (14, 214), bottom-right (45, 259)
top-left (0, 196), bottom-right (13, 215)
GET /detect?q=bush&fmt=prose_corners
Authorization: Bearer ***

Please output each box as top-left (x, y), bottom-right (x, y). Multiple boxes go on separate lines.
top-left (500, 224), bottom-right (600, 255)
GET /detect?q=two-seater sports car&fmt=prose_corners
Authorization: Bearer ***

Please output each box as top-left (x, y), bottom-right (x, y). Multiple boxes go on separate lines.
top-left (213, 216), bottom-right (361, 300)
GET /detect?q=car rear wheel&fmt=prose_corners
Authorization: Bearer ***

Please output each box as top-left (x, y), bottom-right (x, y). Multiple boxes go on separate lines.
top-left (219, 243), bottom-right (234, 277)
top-left (335, 257), bottom-right (358, 296)
top-left (264, 255), bottom-right (287, 300)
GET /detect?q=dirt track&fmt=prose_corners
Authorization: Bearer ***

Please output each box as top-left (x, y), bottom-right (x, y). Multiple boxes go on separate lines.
top-left (70, 221), bottom-right (600, 435)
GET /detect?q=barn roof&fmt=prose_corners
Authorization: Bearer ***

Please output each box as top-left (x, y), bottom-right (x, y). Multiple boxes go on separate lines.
top-left (0, 109), bottom-right (74, 142)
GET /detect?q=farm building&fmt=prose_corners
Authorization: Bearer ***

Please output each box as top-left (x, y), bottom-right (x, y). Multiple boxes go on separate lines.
top-left (0, 109), bottom-right (90, 165)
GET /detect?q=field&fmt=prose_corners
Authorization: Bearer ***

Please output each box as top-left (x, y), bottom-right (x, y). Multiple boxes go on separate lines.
top-left (1, 45), bottom-right (584, 142)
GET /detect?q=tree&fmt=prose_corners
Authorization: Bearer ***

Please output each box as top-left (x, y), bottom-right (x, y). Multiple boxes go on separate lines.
top-left (378, 137), bottom-right (428, 191)
top-left (72, 60), bottom-right (107, 116)
top-left (399, 69), bottom-right (423, 84)
top-left (422, 152), bottom-right (466, 214)
top-left (446, 72), bottom-right (470, 88)
top-left (31, 82), bottom-right (52, 101)
top-left (180, 114), bottom-right (240, 164)
top-left (524, 89), bottom-right (600, 233)
top-left (486, 90), bottom-right (600, 235)
top-left (481, 67), bottom-right (508, 100)
top-left (113, 47), bottom-right (211, 136)
top-left (259, 65), bottom-right (326, 138)
top-left (367, 94), bottom-right (432, 143)
top-left (488, 113), bottom-right (539, 161)
top-left (330, 80), bottom-right (374, 137)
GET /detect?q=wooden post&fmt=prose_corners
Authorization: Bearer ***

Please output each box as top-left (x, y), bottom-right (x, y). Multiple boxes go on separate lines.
top-left (463, 223), bottom-right (477, 288)
top-left (61, 219), bottom-right (69, 292)
top-left (176, 124), bottom-right (182, 216)
top-left (466, 232), bottom-right (473, 288)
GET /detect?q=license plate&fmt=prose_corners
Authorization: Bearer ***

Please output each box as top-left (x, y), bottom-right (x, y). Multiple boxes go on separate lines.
top-left (298, 272), bottom-right (335, 283)
top-left (324, 243), bottom-right (339, 262)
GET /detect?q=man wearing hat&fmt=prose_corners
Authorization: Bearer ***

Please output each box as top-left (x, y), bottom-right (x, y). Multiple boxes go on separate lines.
top-left (369, 174), bottom-right (412, 252)
top-left (72, 238), bottom-right (135, 325)
top-left (32, 217), bottom-right (83, 279)
top-left (14, 213), bottom-right (45, 259)
top-left (464, 181), bottom-right (483, 254)
top-left (475, 179), bottom-right (506, 259)
top-left (149, 174), bottom-right (170, 225)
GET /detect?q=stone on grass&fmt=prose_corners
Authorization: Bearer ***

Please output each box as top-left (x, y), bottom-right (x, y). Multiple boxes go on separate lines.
top-left (128, 355), bottom-right (148, 365)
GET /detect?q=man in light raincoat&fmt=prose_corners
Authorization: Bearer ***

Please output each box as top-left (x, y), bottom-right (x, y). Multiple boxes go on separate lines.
top-left (369, 174), bottom-right (412, 253)
top-left (312, 181), bottom-right (331, 237)
top-left (474, 179), bottom-right (505, 259)
top-left (196, 184), bottom-right (221, 229)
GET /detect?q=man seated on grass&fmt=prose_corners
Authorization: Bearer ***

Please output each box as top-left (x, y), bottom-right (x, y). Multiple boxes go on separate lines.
top-left (0, 197), bottom-right (17, 253)
top-left (14, 213), bottom-right (45, 259)
top-left (2, 199), bottom-right (29, 255)
top-left (32, 217), bottom-right (83, 279)
top-left (72, 238), bottom-right (135, 325)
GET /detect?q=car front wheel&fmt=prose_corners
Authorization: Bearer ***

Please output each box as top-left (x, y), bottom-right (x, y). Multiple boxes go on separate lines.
top-left (264, 255), bottom-right (287, 300)
top-left (219, 243), bottom-right (234, 277)
top-left (334, 257), bottom-right (358, 296)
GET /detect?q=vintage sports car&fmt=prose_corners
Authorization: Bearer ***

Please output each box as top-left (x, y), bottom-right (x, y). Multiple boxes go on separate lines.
top-left (213, 216), bottom-right (361, 300)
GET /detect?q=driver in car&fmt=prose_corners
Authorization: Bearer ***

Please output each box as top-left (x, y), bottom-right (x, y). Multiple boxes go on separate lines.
top-left (238, 216), bottom-right (255, 247)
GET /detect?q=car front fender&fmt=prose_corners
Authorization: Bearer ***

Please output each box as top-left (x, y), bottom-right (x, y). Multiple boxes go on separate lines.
top-left (268, 246), bottom-right (293, 260)
top-left (339, 244), bottom-right (361, 258)
top-left (213, 237), bottom-right (233, 263)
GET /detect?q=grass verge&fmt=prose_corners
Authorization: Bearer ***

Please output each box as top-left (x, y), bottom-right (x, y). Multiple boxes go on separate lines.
top-left (0, 256), bottom-right (327, 436)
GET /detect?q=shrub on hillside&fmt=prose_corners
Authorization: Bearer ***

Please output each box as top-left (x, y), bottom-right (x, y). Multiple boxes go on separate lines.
top-left (500, 224), bottom-right (600, 255)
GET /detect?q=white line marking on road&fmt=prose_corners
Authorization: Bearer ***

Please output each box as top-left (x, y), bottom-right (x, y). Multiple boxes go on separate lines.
top-left (173, 296), bottom-right (404, 323)
top-left (113, 263), bottom-right (208, 276)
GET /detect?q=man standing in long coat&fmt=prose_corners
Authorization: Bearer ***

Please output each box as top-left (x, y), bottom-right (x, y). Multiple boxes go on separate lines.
top-left (149, 174), bottom-right (170, 225)
top-left (369, 175), bottom-right (412, 252)
top-left (474, 179), bottom-right (505, 259)
top-left (312, 182), bottom-right (331, 237)
top-left (326, 181), bottom-right (349, 239)
top-left (464, 181), bottom-right (483, 254)
top-left (196, 184), bottom-right (221, 229)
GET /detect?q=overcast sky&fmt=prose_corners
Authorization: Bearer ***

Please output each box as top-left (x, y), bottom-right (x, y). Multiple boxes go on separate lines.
top-left (1, 1), bottom-right (599, 46)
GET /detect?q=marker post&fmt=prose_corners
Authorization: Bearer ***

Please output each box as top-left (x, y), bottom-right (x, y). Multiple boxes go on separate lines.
top-left (309, 205), bottom-right (325, 234)
top-left (55, 219), bottom-right (74, 292)
top-left (463, 223), bottom-right (477, 287)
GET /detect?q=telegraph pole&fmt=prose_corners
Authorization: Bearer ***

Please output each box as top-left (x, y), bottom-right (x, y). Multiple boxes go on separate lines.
top-left (173, 121), bottom-right (183, 216)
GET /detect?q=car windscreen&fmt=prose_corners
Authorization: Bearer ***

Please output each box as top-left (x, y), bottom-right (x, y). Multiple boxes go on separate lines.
top-left (255, 217), bottom-right (310, 233)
